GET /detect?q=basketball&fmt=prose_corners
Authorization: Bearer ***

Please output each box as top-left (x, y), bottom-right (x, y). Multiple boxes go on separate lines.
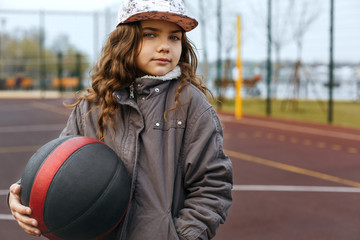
top-left (20, 135), bottom-right (130, 240)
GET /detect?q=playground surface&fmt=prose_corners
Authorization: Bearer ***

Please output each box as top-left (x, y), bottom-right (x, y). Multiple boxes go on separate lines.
top-left (0, 97), bottom-right (359, 240)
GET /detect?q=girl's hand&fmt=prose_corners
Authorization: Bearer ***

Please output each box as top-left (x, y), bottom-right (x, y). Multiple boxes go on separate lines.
top-left (9, 183), bottom-right (41, 237)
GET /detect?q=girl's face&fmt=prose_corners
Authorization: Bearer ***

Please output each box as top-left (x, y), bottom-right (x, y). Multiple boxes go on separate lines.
top-left (136, 20), bottom-right (182, 76)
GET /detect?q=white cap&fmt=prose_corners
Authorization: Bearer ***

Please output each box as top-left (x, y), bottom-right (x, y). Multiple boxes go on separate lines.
top-left (117, 0), bottom-right (198, 32)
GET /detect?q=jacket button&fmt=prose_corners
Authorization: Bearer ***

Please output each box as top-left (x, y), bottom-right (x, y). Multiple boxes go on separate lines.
top-left (177, 121), bottom-right (182, 126)
top-left (155, 122), bottom-right (160, 127)
top-left (154, 88), bottom-right (160, 93)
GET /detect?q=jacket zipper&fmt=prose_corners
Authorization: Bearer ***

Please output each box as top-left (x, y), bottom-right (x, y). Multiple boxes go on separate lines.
top-left (129, 84), bottom-right (135, 99)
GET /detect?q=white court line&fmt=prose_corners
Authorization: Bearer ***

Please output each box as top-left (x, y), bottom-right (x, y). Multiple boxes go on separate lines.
top-left (0, 190), bottom-right (14, 221)
top-left (0, 186), bottom-right (359, 221)
top-left (4, 185), bottom-right (357, 196)
top-left (0, 190), bottom-right (9, 195)
top-left (233, 185), bottom-right (360, 193)
top-left (0, 124), bottom-right (64, 133)
top-left (0, 214), bottom-right (14, 221)
top-left (2, 185), bottom-right (360, 196)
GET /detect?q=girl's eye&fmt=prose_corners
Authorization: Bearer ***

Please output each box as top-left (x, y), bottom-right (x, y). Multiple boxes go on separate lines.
top-left (170, 36), bottom-right (181, 41)
top-left (144, 33), bottom-right (155, 38)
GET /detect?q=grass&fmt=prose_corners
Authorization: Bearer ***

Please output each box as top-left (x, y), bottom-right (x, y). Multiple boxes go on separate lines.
top-left (215, 98), bottom-right (360, 129)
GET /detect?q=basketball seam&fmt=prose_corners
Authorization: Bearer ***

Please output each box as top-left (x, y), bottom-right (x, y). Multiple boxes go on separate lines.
top-left (42, 144), bottom-right (101, 231)
top-left (42, 142), bottom-right (112, 233)
top-left (21, 135), bottom-right (76, 206)
top-left (92, 159), bottom-right (131, 240)
top-left (28, 136), bottom-right (100, 234)
top-left (49, 154), bottom-right (127, 237)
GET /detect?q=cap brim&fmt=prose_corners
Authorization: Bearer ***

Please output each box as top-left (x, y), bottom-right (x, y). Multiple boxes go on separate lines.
top-left (119, 11), bottom-right (198, 32)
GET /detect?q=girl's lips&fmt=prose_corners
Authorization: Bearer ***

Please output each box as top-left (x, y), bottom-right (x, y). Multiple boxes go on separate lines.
top-left (153, 58), bottom-right (170, 64)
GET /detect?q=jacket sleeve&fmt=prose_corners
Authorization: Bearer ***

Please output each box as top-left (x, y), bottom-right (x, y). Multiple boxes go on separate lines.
top-left (59, 104), bottom-right (84, 137)
top-left (174, 106), bottom-right (233, 240)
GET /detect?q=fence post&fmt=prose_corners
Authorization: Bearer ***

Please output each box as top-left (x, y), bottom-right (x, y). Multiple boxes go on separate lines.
top-left (76, 53), bottom-right (82, 91)
top-left (266, 0), bottom-right (272, 116)
top-left (39, 10), bottom-right (46, 91)
top-left (328, 0), bottom-right (334, 124)
top-left (216, 0), bottom-right (223, 109)
top-left (57, 52), bottom-right (63, 93)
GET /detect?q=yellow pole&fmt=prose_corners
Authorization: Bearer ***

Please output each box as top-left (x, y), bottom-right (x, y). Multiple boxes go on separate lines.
top-left (235, 15), bottom-right (243, 119)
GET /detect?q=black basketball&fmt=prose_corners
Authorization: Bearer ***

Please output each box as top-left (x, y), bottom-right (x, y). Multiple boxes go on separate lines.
top-left (20, 135), bottom-right (130, 240)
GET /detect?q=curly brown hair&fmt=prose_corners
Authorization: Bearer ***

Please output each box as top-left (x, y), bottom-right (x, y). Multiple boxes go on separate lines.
top-left (70, 22), bottom-right (211, 140)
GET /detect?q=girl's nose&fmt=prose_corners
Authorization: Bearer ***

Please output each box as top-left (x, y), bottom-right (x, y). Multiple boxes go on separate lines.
top-left (157, 39), bottom-right (170, 53)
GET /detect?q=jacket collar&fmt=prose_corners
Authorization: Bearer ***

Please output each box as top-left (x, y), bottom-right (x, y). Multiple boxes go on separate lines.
top-left (114, 66), bottom-right (181, 104)
top-left (138, 66), bottom-right (181, 81)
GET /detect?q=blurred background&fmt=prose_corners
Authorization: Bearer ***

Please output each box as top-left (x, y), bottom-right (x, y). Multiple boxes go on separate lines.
top-left (1, 1), bottom-right (360, 239)
top-left (1, 0), bottom-right (359, 129)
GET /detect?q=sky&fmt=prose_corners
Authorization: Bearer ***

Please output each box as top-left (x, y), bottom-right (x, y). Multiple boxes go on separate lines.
top-left (0, 0), bottom-right (360, 65)
top-left (0, 0), bottom-right (118, 12)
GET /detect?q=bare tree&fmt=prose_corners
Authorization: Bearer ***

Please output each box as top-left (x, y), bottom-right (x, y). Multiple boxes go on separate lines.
top-left (184, 0), bottom-right (215, 84)
top-left (289, 0), bottom-right (322, 104)
top-left (249, 0), bottom-right (295, 97)
top-left (291, 0), bottom-right (322, 61)
top-left (198, 0), bottom-right (209, 84)
top-left (249, 0), bottom-right (321, 100)
top-left (272, 0), bottom-right (295, 85)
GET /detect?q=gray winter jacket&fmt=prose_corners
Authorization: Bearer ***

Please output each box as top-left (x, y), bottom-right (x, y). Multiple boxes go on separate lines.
top-left (60, 67), bottom-right (233, 240)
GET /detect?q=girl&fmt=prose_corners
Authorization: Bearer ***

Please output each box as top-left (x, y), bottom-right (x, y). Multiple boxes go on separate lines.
top-left (8, 0), bottom-right (233, 239)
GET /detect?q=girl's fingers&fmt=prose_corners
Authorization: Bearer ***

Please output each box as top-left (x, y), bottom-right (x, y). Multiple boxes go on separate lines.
top-left (9, 195), bottom-right (31, 216)
top-left (9, 183), bottom-right (40, 236)
top-left (13, 211), bottom-right (41, 237)
top-left (8, 184), bottom-right (32, 216)
top-left (12, 211), bottom-right (38, 227)
top-left (17, 221), bottom-right (41, 237)
top-left (9, 183), bottom-right (21, 195)
top-left (10, 201), bottom-right (31, 216)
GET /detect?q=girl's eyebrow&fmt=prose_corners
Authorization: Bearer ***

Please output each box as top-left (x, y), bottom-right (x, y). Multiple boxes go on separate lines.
top-left (142, 27), bottom-right (182, 34)
top-left (170, 29), bottom-right (182, 34)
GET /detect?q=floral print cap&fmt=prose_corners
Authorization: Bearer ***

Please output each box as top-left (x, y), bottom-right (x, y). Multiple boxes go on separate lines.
top-left (117, 0), bottom-right (198, 32)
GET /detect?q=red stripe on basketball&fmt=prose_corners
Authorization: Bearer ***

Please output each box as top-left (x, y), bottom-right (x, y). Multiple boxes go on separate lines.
top-left (43, 232), bottom-right (64, 240)
top-left (29, 136), bottom-right (101, 235)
